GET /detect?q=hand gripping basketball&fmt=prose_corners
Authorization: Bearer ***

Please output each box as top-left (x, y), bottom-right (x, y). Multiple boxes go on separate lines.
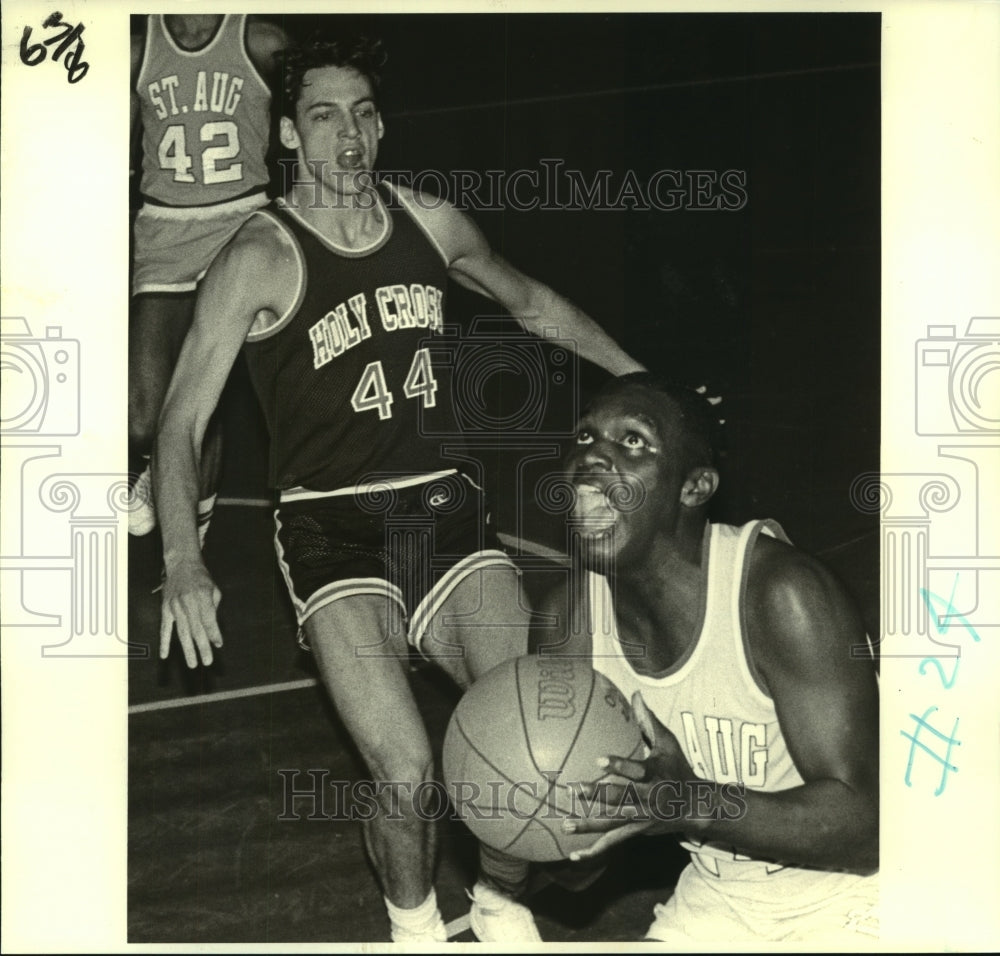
top-left (443, 655), bottom-right (646, 862)
top-left (563, 692), bottom-right (696, 861)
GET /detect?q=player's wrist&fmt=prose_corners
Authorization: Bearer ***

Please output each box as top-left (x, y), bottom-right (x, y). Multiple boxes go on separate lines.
top-left (162, 547), bottom-right (207, 575)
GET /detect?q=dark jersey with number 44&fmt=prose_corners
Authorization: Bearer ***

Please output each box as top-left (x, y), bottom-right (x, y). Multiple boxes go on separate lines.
top-left (243, 186), bottom-right (461, 491)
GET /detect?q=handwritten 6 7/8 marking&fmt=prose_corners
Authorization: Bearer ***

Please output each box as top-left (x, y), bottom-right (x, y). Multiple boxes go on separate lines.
top-left (900, 577), bottom-right (982, 796)
top-left (20, 11), bottom-right (89, 84)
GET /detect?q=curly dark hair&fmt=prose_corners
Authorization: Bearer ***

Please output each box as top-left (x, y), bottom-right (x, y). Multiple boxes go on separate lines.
top-left (595, 372), bottom-right (725, 469)
top-left (279, 35), bottom-right (387, 118)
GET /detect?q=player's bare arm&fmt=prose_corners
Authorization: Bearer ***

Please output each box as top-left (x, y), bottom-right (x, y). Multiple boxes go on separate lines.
top-left (570, 538), bottom-right (879, 874)
top-left (129, 32), bottom-right (144, 161)
top-left (397, 186), bottom-right (644, 376)
top-left (154, 216), bottom-right (299, 668)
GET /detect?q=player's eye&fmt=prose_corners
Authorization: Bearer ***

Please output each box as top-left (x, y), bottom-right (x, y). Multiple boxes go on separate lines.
top-left (355, 106), bottom-right (375, 119)
top-left (313, 111), bottom-right (332, 122)
top-left (621, 432), bottom-right (649, 449)
top-left (576, 429), bottom-right (594, 445)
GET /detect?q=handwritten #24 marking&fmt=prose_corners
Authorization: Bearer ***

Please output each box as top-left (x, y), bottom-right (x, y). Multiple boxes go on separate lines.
top-left (901, 576), bottom-right (982, 796)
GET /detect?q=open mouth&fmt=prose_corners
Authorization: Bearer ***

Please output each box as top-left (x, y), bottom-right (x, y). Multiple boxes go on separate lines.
top-left (337, 147), bottom-right (364, 169)
top-left (571, 481), bottom-right (618, 532)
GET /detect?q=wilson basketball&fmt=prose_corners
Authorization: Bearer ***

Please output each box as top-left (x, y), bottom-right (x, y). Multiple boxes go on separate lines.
top-left (442, 654), bottom-right (645, 862)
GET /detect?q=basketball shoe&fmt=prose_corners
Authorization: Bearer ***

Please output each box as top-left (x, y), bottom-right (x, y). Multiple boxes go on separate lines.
top-left (386, 890), bottom-right (448, 943)
top-left (128, 464), bottom-right (157, 536)
top-left (389, 917), bottom-right (448, 943)
top-left (468, 882), bottom-right (542, 942)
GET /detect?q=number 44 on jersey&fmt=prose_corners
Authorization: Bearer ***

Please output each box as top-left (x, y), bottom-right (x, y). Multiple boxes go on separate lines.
top-left (351, 351), bottom-right (438, 421)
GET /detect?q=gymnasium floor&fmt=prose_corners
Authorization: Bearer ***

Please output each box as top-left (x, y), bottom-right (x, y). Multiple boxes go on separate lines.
top-left (127, 12), bottom-right (880, 944)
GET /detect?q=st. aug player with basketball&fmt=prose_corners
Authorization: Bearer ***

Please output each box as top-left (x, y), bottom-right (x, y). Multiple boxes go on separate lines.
top-left (536, 373), bottom-right (879, 942)
top-left (154, 36), bottom-right (642, 943)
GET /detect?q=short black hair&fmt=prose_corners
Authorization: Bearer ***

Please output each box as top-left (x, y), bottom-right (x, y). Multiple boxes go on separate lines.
top-left (280, 35), bottom-right (386, 118)
top-left (596, 372), bottom-right (724, 469)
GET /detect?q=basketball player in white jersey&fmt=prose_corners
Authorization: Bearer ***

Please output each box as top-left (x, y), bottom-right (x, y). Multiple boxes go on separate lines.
top-left (537, 373), bottom-right (879, 943)
top-left (154, 36), bottom-right (643, 943)
top-left (128, 14), bottom-right (287, 542)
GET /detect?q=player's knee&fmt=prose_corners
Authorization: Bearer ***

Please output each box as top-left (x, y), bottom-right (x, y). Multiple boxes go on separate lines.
top-left (365, 747), bottom-right (435, 821)
top-left (128, 385), bottom-right (164, 449)
top-left (372, 745), bottom-right (434, 789)
top-left (128, 416), bottom-right (157, 452)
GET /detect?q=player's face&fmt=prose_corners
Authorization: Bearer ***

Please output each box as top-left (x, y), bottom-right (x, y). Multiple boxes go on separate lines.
top-left (566, 386), bottom-right (694, 567)
top-left (282, 65), bottom-right (384, 196)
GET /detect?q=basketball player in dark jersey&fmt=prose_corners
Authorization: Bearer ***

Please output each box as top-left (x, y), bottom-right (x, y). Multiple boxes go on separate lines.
top-left (537, 375), bottom-right (879, 942)
top-left (128, 14), bottom-right (287, 543)
top-left (154, 36), bottom-right (644, 943)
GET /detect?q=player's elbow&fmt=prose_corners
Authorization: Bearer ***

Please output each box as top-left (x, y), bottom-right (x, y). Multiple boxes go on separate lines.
top-left (155, 398), bottom-right (205, 462)
top-left (508, 280), bottom-right (557, 328)
top-left (840, 785), bottom-right (879, 874)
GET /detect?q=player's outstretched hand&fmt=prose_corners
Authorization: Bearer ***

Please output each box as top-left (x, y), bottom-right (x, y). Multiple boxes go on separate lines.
top-left (159, 561), bottom-right (223, 669)
top-left (563, 692), bottom-right (695, 860)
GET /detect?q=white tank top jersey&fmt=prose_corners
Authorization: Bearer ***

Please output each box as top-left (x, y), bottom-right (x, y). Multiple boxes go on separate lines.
top-left (588, 521), bottom-right (878, 939)
top-left (591, 518), bottom-right (861, 883)
top-left (136, 14), bottom-right (272, 207)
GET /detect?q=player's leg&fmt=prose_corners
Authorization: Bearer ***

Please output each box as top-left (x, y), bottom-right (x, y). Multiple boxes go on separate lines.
top-left (419, 565), bottom-right (541, 942)
top-left (304, 594), bottom-right (447, 942)
top-left (419, 563), bottom-right (530, 688)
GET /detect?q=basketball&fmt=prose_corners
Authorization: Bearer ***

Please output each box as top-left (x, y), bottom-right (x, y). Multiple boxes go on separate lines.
top-left (442, 654), bottom-right (645, 862)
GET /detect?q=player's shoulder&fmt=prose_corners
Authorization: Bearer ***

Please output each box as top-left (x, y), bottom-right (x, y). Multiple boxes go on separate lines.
top-left (387, 182), bottom-right (460, 222)
top-left (745, 531), bottom-right (865, 657)
top-left (748, 533), bottom-right (841, 614)
top-left (387, 182), bottom-right (484, 262)
top-left (245, 17), bottom-right (289, 75)
top-left (130, 27), bottom-right (146, 78)
top-left (216, 210), bottom-right (296, 273)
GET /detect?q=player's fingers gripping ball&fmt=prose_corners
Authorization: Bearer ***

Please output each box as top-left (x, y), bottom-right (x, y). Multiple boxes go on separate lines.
top-left (443, 654), bottom-right (645, 861)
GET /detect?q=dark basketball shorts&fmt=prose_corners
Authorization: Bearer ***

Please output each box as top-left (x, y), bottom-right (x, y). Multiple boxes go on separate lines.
top-left (273, 470), bottom-right (517, 654)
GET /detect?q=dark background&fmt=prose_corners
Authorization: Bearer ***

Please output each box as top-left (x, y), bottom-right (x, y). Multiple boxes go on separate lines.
top-left (211, 11), bottom-right (881, 632)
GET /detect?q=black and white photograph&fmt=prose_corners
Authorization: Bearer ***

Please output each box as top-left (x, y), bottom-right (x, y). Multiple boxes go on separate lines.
top-left (1, 1), bottom-right (998, 952)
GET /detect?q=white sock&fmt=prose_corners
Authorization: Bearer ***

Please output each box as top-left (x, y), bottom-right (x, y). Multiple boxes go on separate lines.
top-left (385, 888), bottom-right (447, 942)
top-left (196, 494), bottom-right (216, 549)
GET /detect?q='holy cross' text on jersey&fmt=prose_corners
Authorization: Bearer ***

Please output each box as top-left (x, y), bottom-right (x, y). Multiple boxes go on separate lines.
top-left (310, 283), bottom-right (445, 370)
